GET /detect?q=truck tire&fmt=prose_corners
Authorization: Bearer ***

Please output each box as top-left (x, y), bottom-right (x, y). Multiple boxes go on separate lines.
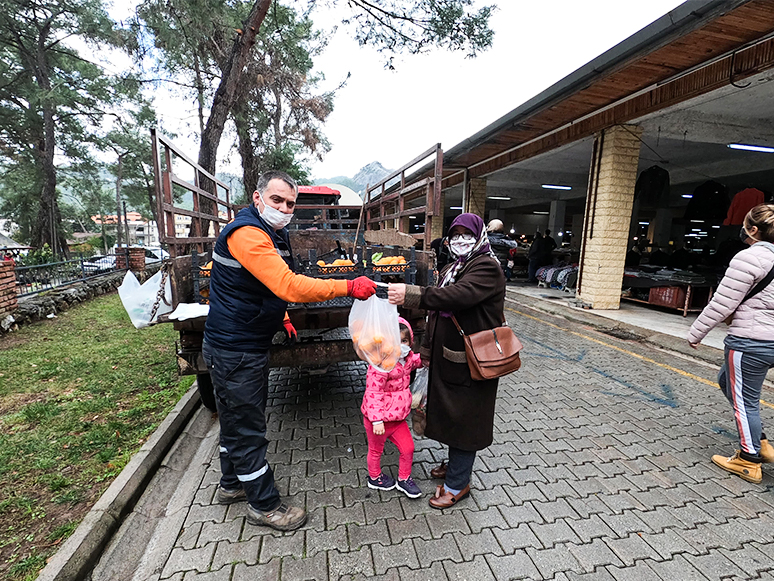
top-left (196, 373), bottom-right (217, 412)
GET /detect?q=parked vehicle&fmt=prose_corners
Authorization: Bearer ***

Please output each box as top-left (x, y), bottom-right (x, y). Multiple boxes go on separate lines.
top-left (150, 130), bottom-right (435, 411)
top-left (144, 247), bottom-right (169, 264)
top-left (82, 255), bottom-right (117, 274)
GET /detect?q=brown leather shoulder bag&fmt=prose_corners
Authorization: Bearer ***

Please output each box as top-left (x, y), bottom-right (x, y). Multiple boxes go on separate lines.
top-left (450, 314), bottom-right (523, 381)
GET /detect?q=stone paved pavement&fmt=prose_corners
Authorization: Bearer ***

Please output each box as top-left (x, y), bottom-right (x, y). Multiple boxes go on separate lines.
top-left (156, 301), bottom-right (774, 581)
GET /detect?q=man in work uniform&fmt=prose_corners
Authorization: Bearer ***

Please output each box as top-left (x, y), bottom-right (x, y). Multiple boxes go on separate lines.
top-left (203, 170), bottom-right (377, 531)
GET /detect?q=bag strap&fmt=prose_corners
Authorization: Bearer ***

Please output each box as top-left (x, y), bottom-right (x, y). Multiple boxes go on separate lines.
top-left (450, 314), bottom-right (465, 337)
top-left (743, 263), bottom-right (774, 304)
top-left (450, 312), bottom-right (507, 336)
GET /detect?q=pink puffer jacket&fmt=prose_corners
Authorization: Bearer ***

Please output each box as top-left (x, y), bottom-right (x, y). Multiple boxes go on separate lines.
top-left (688, 242), bottom-right (774, 344)
top-left (361, 352), bottom-right (422, 423)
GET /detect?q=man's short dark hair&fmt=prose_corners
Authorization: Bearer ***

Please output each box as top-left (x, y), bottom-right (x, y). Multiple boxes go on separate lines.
top-left (256, 171), bottom-right (298, 195)
top-left (545, 229), bottom-right (552, 235)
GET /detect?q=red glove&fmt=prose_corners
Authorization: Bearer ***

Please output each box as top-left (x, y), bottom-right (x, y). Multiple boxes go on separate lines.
top-left (282, 319), bottom-right (297, 345)
top-left (347, 276), bottom-right (377, 300)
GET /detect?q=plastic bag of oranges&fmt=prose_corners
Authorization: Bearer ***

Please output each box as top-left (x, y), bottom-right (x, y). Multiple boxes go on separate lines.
top-left (348, 295), bottom-right (402, 372)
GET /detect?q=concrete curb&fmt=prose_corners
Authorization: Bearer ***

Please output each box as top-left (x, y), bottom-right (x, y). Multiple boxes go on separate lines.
top-left (36, 383), bottom-right (201, 581)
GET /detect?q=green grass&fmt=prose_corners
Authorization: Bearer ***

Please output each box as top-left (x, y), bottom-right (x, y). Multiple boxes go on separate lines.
top-left (0, 292), bottom-right (195, 580)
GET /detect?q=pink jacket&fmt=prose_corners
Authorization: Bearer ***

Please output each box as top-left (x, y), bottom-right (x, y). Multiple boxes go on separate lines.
top-left (361, 316), bottom-right (422, 423)
top-left (688, 242), bottom-right (774, 344)
top-left (361, 352), bottom-right (422, 423)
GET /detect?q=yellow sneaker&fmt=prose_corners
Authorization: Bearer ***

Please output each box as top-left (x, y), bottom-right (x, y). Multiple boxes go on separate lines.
top-left (761, 439), bottom-right (774, 463)
top-left (711, 451), bottom-right (762, 483)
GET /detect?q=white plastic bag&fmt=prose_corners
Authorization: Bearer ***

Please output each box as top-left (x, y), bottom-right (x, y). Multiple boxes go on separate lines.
top-left (410, 367), bottom-right (429, 410)
top-left (118, 269), bottom-right (173, 329)
top-left (348, 295), bottom-right (401, 372)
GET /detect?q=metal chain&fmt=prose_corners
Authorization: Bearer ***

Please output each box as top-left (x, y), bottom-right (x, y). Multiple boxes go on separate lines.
top-left (149, 261), bottom-right (171, 322)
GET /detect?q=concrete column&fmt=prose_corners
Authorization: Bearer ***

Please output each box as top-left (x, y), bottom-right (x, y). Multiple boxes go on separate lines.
top-left (649, 207), bottom-right (672, 248)
top-left (570, 214), bottom-right (584, 250)
top-left (465, 178), bottom-right (487, 219)
top-left (548, 200), bottom-right (566, 236)
top-left (488, 208), bottom-right (505, 222)
top-left (578, 125), bottom-right (642, 309)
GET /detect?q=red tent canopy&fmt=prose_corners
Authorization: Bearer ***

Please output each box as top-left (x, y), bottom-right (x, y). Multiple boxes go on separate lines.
top-left (297, 185), bottom-right (341, 197)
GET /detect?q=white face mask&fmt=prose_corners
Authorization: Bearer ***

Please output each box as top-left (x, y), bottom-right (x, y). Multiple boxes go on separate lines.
top-left (259, 194), bottom-right (294, 229)
top-left (400, 344), bottom-right (411, 358)
top-left (450, 233), bottom-right (476, 257)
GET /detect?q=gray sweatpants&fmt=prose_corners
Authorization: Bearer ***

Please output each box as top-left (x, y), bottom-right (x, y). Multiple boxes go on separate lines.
top-left (718, 335), bottom-right (774, 459)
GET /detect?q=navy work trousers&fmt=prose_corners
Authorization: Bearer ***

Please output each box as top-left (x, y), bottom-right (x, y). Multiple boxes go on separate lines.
top-left (202, 341), bottom-right (281, 512)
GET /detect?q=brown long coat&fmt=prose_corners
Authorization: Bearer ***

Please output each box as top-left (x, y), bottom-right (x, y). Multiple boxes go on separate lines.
top-left (404, 254), bottom-right (506, 451)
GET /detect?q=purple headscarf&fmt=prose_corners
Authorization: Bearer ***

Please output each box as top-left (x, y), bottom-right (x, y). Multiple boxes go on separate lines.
top-left (437, 213), bottom-right (497, 316)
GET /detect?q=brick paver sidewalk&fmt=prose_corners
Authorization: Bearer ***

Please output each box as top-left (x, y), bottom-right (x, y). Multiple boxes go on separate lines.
top-left (158, 303), bottom-right (774, 581)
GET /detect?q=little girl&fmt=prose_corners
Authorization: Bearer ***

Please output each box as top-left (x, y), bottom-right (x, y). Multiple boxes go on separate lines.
top-left (361, 317), bottom-right (423, 498)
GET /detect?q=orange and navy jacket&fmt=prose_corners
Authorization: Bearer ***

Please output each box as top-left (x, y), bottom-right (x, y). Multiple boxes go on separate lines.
top-left (204, 205), bottom-right (347, 351)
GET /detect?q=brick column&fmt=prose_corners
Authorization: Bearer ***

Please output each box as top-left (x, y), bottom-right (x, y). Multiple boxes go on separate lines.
top-left (578, 125), bottom-right (642, 309)
top-left (116, 247), bottom-right (146, 272)
top-left (465, 178), bottom-right (487, 219)
top-left (0, 262), bottom-right (17, 318)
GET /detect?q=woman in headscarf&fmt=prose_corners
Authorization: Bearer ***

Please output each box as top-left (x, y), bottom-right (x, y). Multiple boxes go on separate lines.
top-left (388, 213), bottom-right (506, 508)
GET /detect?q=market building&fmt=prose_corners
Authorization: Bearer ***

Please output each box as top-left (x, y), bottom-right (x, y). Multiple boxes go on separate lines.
top-left (369, 0), bottom-right (774, 314)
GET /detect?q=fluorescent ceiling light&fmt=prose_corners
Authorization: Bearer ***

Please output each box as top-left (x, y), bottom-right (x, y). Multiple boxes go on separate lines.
top-left (542, 184), bottom-right (572, 190)
top-left (639, 222), bottom-right (649, 225)
top-left (712, 225), bottom-right (721, 229)
top-left (728, 143), bottom-right (774, 153)
top-left (488, 196), bottom-right (511, 201)
top-left (449, 206), bottom-right (463, 210)
top-left (533, 211), bottom-right (549, 215)
top-left (682, 194), bottom-right (693, 199)
top-left (409, 215), bottom-right (417, 219)
top-left (690, 220), bottom-right (703, 223)
top-left (557, 232), bottom-right (563, 236)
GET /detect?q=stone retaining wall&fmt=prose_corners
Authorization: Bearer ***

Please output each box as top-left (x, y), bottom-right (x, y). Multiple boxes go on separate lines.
top-left (0, 264), bottom-right (161, 334)
top-left (0, 262), bottom-right (17, 320)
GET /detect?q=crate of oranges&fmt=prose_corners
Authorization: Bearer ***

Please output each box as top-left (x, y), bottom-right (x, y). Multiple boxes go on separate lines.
top-left (371, 255), bottom-right (409, 273)
top-left (316, 258), bottom-right (358, 274)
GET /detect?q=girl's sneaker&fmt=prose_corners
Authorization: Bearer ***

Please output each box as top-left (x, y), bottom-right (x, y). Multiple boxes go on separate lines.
top-left (396, 477), bottom-right (422, 498)
top-left (367, 473), bottom-right (396, 491)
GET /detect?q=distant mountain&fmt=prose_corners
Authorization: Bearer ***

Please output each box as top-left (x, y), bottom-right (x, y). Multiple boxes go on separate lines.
top-left (312, 176), bottom-right (362, 194)
top-left (313, 161), bottom-right (393, 199)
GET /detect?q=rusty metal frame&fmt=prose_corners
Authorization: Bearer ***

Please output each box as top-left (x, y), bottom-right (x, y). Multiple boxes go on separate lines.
top-left (364, 144), bottom-right (443, 247)
top-left (151, 128), bottom-right (235, 258)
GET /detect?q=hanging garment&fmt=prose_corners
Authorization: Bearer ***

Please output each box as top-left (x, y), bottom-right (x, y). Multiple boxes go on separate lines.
top-left (724, 188), bottom-right (765, 225)
top-left (684, 180), bottom-right (729, 220)
top-left (634, 165), bottom-right (670, 206)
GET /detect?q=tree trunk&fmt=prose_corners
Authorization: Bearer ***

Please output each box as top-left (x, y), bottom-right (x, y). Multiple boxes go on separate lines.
top-left (197, 0), bottom-right (272, 176)
top-left (115, 154), bottom-right (124, 248)
top-left (29, 21), bottom-right (67, 256)
top-left (233, 97), bottom-right (259, 196)
top-left (194, 51), bottom-right (206, 139)
top-left (272, 84), bottom-right (282, 149)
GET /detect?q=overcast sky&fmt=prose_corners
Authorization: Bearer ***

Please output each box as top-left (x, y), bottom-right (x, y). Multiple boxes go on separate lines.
top-left (132, 1), bottom-right (687, 181)
top-left (305, 0), bottom-right (685, 180)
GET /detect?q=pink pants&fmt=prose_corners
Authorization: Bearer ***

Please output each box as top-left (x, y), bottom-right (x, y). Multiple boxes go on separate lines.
top-left (363, 417), bottom-right (415, 480)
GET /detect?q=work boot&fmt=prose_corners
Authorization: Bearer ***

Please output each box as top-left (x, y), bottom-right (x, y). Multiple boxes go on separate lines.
top-left (711, 451), bottom-right (762, 483)
top-left (215, 485), bottom-right (246, 505)
top-left (760, 439), bottom-right (774, 463)
top-left (246, 502), bottom-right (307, 531)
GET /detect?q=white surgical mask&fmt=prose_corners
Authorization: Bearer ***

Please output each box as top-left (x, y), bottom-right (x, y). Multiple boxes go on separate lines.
top-left (259, 194), bottom-right (293, 229)
top-left (400, 344), bottom-right (411, 358)
top-left (450, 234), bottom-right (476, 257)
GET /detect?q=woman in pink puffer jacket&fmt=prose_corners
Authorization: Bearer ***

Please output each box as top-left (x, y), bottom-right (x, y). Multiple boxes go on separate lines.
top-left (688, 204), bottom-right (774, 483)
top-left (361, 317), bottom-right (423, 498)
